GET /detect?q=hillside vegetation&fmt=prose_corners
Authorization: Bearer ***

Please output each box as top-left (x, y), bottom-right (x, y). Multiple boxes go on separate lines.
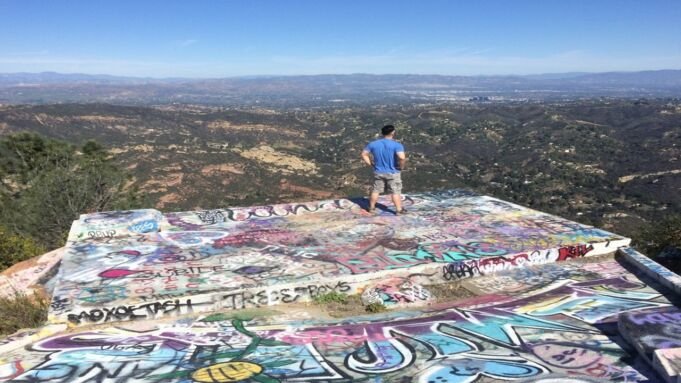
top-left (0, 132), bottom-right (139, 267)
top-left (0, 99), bottom-right (680, 257)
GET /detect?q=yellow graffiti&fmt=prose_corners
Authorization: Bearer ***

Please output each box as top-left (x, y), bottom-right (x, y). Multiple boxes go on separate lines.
top-left (515, 295), bottom-right (570, 313)
top-left (191, 361), bottom-right (263, 382)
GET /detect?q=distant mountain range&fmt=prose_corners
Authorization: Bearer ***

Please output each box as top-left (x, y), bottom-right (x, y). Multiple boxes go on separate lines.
top-left (1, 70), bottom-right (680, 105)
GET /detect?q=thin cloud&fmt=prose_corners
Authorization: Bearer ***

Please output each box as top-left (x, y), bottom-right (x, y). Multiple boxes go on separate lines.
top-left (176, 39), bottom-right (198, 47)
top-left (5, 50), bottom-right (50, 56)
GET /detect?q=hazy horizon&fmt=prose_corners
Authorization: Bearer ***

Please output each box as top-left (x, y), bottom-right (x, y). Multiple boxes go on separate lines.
top-left (2, 68), bottom-right (681, 81)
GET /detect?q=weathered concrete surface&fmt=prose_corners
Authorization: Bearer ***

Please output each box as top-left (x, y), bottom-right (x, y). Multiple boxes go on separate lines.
top-left (654, 347), bottom-right (681, 383)
top-left (619, 306), bottom-right (681, 363)
top-left (360, 277), bottom-right (432, 307)
top-left (66, 209), bottom-right (167, 242)
top-left (0, 248), bottom-right (64, 298)
top-left (621, 246), bottom-right (681, 296)
top-left (616, 248), bottom-right (681, 381)
top-left (4, 190), bottom-right (681, 382)
top-left (48, 190), bottom-right (630, 326)
top-left (0, 255), bottom-right (673, 382)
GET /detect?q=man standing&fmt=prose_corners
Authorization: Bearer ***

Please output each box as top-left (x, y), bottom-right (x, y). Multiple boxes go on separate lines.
top-left (361, 124), bottom-right (407, 214)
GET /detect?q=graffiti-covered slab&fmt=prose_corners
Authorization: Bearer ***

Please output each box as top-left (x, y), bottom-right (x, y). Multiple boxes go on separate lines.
top-left (619, 306), bottom-right (681, 363)
top-left (0, 248), bottom-right (64, 298)
top-left (48, 190), bottom-right (630, 325)
top-left (653, 347), bottom-right (681, 383)
top-left (1, 257), bottom-right (671, 382)
top-left (67, 209), bottom-right (167, 241)
top-left (621, 247), bottom-right (681, 296)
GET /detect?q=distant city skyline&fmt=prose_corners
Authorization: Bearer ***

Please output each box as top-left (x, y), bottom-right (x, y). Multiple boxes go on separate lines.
top-left (1, 0), bottom-right (680, 78)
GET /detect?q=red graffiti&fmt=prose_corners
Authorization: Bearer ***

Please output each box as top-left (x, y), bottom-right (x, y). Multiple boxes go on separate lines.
top-left (558, 244), bottom-right (594, 261)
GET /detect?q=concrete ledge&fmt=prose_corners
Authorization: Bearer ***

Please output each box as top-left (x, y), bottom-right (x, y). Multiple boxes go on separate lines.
top-left (66, 209), bottom-right (167, 242)
top-left (47, 191), bottom-right (632, 326)
top-left (0, 248), bottom-right (64, 298)
top-left (618, 306), bottom-right (681, 364)
top-left (653, 348), bottom-right (681, 383)
top-left (619, 246), bottom-right (681, 296)
top-left (0, 324), bottom-right (66, 355)
top-left (51, 239), bottom-right (628, 326)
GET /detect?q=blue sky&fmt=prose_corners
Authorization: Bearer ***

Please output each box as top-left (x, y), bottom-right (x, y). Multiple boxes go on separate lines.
top-left (1, 0), bottom-right (680, 77)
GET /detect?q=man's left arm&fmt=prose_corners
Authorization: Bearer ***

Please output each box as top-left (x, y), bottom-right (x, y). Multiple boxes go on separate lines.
top-left (361, 149), bottom-right (374, 167)
top-left (397, 143), bottom-right (406, 170)
top-left (397, 151), bottom-right (406, 170)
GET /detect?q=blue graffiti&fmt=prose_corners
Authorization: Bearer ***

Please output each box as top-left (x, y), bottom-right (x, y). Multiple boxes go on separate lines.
top-left (421, 358), bottom-right (545, 383)
top-left (128, 219), bottom-right (158, 234)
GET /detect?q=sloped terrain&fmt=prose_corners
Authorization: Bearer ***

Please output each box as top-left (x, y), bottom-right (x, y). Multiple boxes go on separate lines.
top-left (1, 99), bottom-right (680, 241)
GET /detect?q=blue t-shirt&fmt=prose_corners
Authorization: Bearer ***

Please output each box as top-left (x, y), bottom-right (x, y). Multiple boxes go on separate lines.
top-left (364, 138), bottom-right (405, 174)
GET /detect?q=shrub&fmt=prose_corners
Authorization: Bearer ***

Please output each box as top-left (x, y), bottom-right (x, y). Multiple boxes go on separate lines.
top-left (0, 292), bottom-right (48, 336)
top-left (639, 215), bottom-right (681, 256)
top-left (312, 291), bottom-right (348, 305)
top-left (365, 302), bottom-right (387, 313)
top-left (0, 226), bottom-right (45, 272)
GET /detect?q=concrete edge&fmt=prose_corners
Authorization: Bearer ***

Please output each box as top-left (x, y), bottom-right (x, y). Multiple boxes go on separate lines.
top-left (653, 347), bottom-right (681, 383)
top-left (0, 324), bottom-right (66, 355)
top-left (618, 246), bottom-right (681, 296)
top-left (51, 239), bottom-right (628, 327)
top-left (0, 247), bottom-right (65, 298)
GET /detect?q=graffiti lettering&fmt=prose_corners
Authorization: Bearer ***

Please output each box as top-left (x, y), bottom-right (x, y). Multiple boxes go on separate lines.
top-left (87, 230), bottom-right (116, 239)
top-left (443, 261), bottom-right (481, 280)
top-left (67, 299), bottom-right (193, 324)
top-left (196, 209), bottom-right (226, 224)
top-left (258, 244), bottom-right (318, 259)
top-left (558, 244), bottom-right (594, 261)
top-left (221, 282), bottom-right (351, 310)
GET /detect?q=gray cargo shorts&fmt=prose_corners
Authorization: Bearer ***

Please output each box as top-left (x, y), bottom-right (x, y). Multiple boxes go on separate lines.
top-left (372, 172), bottom-right (402, 194)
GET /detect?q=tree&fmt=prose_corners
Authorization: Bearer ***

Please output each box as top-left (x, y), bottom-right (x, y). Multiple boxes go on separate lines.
top-left (0, 132), bottom-right (72, 188)
top-left (0, 133), bottom-right (139, 249)
top-left (639, 215), bottom-right (681, 256)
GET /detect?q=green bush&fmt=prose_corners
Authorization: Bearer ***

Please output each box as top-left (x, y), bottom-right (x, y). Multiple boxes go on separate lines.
top-left (0, 292), bottom-right (48, 336)
top-left (365, 302), bottom-right (387, 313)
top-left (638, 215), bottom-right (681, 256)
top-left (0, 226), bottom-right (44, 272)
top-left (312, 291), bottom-right (348, 305)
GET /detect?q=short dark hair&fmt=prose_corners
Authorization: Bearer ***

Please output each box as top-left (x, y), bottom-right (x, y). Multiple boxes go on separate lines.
top-left (381, 125), bottom-right (395, 136)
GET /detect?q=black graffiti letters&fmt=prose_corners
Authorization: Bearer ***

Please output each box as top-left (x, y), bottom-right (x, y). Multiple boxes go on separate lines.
top-left (67, 299), bottom-right (193, 324)
top-left (221, 282), bottom-right (351, 310)
top-left (443, 261), bottom-right (481, 280)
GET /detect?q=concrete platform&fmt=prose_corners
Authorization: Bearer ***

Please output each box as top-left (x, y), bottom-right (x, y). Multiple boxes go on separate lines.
top-left (51, 191), bottom-right (630, 325)
top-left (1, 254), bottom-right (674, 382)
top-left (49, 190), bottom-right (630, 326)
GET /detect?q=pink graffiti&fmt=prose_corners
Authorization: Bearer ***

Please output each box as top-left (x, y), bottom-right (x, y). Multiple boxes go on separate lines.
top-left (98, 269), bottom-right (144, 279)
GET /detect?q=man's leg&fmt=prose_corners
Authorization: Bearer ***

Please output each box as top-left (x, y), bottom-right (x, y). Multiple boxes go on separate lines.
top-left (388, 173), bottom-right (404, 214)
top-left (369, 173), bottom-right (383, 211)
top-left (391, 193), bottom-right (402, 212)
top-left (369, 191), bottom-right (380, 210)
